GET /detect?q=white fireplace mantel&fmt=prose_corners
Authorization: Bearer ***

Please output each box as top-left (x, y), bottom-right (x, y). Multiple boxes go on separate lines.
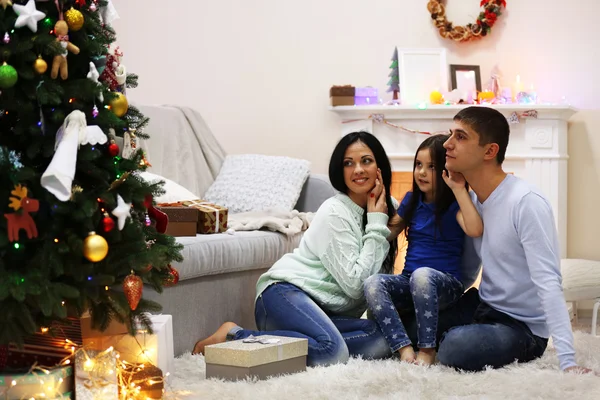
top-left (330, 104), bottom-right (578, 257)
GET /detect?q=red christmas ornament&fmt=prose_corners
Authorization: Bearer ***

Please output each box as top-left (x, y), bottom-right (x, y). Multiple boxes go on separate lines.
top-left (102, 212), bottom-right (115, 232)
top-left (123, 272), bottom-right (143, 311)
top-left (163, 265), bottom-right (179, 287)
top-left (145, 194), bottom-right (168, 233)
top-left (108, 142), bottom-right (119, 157)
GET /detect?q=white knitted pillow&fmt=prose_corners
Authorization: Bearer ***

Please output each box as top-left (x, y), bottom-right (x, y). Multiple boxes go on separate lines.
top-left (203, 154), bottom-right (311, 213)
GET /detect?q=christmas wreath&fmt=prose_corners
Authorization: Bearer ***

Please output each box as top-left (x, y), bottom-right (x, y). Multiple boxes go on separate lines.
top-left (428, 0), bottom-right (506, 42)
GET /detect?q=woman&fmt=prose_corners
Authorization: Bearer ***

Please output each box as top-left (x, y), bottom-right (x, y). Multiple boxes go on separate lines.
top-left (193, 131), bottom-right (401, 366)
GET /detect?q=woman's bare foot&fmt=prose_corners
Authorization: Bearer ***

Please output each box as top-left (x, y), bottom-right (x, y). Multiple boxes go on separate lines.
top-left (398, 345), bottom-right (416, 363)
top-left (192, 322), bottom-right (239, 355)
top-left (415, 348), bottom-right (436, 366)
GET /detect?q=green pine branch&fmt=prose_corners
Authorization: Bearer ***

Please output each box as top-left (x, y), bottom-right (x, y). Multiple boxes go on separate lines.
top-left (0, 0), bottom-right (184, 346)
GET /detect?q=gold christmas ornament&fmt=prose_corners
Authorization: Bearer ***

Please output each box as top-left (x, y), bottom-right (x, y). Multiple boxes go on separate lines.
top-left (34, 56), bottom-right (47, 74)
top-left (65, 7), bottom-right (84, 31)
top-left (83, 231), bottom-right (109, 262)
top-left (109, 92), bottom-right (129, 118)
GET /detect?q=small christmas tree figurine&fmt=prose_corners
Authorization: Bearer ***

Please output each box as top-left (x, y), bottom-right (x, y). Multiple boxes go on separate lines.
top-left (386, 47), bottom-right (400, 104)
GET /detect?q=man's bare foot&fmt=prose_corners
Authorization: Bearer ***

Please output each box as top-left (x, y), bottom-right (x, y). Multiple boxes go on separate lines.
top-left (192, 322), bottom-right (239, 355)
top-left (398, 345), bottom-right (416, 363)
top-left (416, 348), bottom-right (436, 366)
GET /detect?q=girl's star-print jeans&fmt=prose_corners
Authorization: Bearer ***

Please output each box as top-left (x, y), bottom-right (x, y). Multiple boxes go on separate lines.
top-left (364, 267), bottom-right (464, 351)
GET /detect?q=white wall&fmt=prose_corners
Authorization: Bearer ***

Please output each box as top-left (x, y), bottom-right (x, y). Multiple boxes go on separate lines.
top-left (113, 0), bottom-right (600, 268)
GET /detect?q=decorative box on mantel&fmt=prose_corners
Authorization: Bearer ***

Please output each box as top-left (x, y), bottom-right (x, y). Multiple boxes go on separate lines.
top-left (355, 87), bottom-right (379, 105)
top-left (330, 104), bottom-right (578, 258)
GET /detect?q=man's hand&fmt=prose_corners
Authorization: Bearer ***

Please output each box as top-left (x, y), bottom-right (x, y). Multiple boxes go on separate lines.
top-left (565, 366), bottom-right (597, 375)
top-left (442, 170), bottom-right (467, 192)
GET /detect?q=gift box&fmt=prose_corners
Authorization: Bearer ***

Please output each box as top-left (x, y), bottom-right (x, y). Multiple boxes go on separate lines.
top-left (156, 204), bottom-right (198, 237)
top-left (355, 87), bottom-right (379, 105)
top-left (182, 200), bottom-right (228, 234)
top-left (205, 336), bottom-right (308, 381)
top-left (330, 96), bottom-right (355, 106)
top-left (330, 85), bottom-right (356, 106)
top-left (6, 317), bottom-right (83, 370)
top-left (0, 365), bottom-right (73, 399)
top-left (329, 85), bottom-right (355, 97)
top-left (126, 364), bottom-right (164, 399)
top-left (81, 314), bottom-right (174, 384)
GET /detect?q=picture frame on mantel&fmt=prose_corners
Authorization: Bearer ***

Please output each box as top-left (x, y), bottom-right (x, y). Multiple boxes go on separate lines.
top-left (449, 64), bottom-right (482, 93)
top-left (398, 48), bottom-right (448, 105)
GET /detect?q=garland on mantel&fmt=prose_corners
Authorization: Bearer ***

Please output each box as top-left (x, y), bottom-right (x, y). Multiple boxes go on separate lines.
top-left (428, 0), bottom-right (506, 42)
top-left (341, 110), bottom-right (537, 135)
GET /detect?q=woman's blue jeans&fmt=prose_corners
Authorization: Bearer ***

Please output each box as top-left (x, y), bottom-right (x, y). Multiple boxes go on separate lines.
top-left (230, 282), bottom-right (391, 367)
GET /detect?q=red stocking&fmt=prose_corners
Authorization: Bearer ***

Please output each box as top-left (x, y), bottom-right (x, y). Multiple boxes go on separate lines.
top-left (144, 194), bottom-right (168, 233)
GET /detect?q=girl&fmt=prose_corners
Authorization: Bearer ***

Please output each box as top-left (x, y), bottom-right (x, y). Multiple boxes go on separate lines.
top-left (192, 131), bottom-right (401, 367)
top-left (364, 134), bottom-right (483, 366)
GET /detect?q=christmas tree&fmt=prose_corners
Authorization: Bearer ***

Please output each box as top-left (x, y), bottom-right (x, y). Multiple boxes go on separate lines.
top-left (386, 46), bottom-right (400, 103)
top-left (0, 0), bottom-right (183, 348)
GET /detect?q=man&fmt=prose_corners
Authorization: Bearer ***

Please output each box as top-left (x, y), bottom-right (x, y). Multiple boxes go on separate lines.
top-left (437, 106), bottom-right (591, 373)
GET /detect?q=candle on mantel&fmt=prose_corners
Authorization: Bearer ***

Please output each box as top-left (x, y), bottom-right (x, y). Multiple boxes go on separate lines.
top-left (529, 84), bottom-right (538, 103)
top-left (513, 75), bottom-right (524, 101)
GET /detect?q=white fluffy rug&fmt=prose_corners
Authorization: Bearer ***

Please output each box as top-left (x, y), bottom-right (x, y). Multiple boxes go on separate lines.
top-left (166, 331), bottom-right (600, 400)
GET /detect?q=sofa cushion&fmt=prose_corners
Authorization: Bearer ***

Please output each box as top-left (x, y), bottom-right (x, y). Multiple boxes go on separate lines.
top-left (561, 258), bottom-right (600, 301)
top-left (203, 154), bottom-right (311, 214)
top-left (139, 171), bottom-right (199, 203)
top-left (173, 231), bottom-right (303, 281)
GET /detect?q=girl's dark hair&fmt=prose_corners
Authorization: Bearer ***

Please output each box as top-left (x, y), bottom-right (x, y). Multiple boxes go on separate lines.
top-left (402, 134), bottom-right (460, 237)
top-left (328, 131), bottom-right (397, 275)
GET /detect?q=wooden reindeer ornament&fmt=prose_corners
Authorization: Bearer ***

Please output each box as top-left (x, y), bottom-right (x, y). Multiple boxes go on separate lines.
top-left (51, 20), bottom-right (80, 80)
top-left (4, 184), bottom-right (39, 242)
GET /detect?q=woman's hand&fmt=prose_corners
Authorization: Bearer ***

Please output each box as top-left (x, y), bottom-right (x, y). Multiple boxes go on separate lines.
top-left (368, 169), bottom-right (387, 214)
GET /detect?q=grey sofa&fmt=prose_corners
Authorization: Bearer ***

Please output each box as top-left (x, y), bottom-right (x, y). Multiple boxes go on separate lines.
top-left (133, 105), bottom-right (336, 356)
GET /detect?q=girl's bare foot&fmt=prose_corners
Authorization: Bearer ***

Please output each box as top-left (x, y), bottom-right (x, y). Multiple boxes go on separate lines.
top-left (398, 345), bottom-right (416, 363)
top-left (416, 348), bottom-right (436, 366)
top-left (192, 322), bottom-right (239, 355)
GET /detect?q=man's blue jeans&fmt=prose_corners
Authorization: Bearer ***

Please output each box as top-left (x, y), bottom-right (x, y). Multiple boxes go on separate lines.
top-left (437, 301), bottom-right (548, 371)
top-left (230, 282), bottom-right (392, 367)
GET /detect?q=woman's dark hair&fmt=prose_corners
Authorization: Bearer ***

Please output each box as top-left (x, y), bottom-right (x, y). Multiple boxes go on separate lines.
top-left (328, 131), bottom-right (397, 275)
top-left (402, 134), bottom-right (460, 237)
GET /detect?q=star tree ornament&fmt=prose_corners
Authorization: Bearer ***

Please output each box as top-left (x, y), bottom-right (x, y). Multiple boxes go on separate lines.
top-left (111, 194), bottom-right (131, 230)
top-left (0, 0), bottom-right (12, 10)
top-left (13, 0), bottom-right (46, 33)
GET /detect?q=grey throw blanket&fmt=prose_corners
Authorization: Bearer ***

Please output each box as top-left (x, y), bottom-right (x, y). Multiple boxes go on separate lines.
top-left (136, 104), bottom-right (227, 196)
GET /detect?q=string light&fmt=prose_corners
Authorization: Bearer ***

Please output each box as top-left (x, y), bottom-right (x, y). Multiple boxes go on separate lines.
top-left (4, 334), bottom-right (165, 399)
